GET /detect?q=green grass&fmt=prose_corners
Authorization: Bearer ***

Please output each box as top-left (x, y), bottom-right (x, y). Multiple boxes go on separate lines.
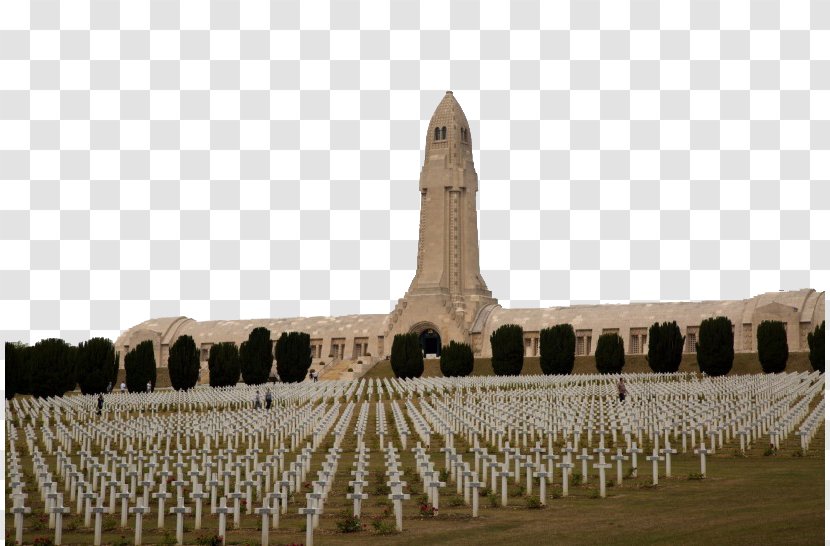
top-left (362, 352), bottom-right (814, 380)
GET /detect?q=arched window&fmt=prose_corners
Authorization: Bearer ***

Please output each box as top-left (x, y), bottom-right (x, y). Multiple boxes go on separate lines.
top-left (441, 126), bottom-right (446, 140)
top-left (461, 128), bottom-right (467, 142)
top-left (434, 127), bottom-right (440, 141)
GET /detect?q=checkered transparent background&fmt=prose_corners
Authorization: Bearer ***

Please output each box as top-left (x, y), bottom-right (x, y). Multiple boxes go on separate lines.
top-left (0, 0), bottom-right (829, 529)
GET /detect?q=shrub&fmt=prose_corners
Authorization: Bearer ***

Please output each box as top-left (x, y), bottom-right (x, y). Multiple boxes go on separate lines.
top-left (696, 316), bottom-right (734, 376)
top-left (390, 333), bottom-right (424, 379)
top-left (526, 496), bottom-right (542, 509)
top-left (30, 338), bottom-right (77, 398)
top-left (807, 321), bottom-right (824, 373)
top-left (490, 324), bottom-right (524, 376)
top-left (508, 484), bottom-right (525, 497)
top-left (446, 495), bottom-right (465, 506)
top-left (76, 337), bottom-right (118, 394)
top-left (756, 320), bottom-right (788, 374)
top-left (646, 321), bottom-right (684, 373)
top-left (539, 323), bottom-right (576, 375)
top-left (241, 327), bottom-right (273, 385)
top-left (208, 342), bottom-right (240, 387)
top-left (275, 331), bottom-right (313, 383)
top-left (594, 333), bottom-right (625, 374)
top-left (124, 340), bottom-right (157, 393)
top-left (335, 511), bottom-right (362, 532)
top-left (371, 518), bottom-right (397, 535)
top-left (102, 515), bottom-right (118, 531)
top-left (168, 335), bottom-right (201, 390)
top-left (439, 340), bottom-right (474, 377)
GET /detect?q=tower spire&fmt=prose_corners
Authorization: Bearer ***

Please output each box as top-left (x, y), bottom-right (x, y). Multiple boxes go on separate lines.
top-left (384, 92), bottom-right (497, 353)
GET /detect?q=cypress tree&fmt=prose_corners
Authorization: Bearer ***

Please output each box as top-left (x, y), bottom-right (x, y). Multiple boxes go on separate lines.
top-left (208, 342), bottom-right (241, 387)
top-left (241, 327), bottom-right (273, 385)
top-left (807, 321), bottom-right (825, 373)
top-left (275, 331), bottom-right (313, 383)
top-left (439, 340), bottom-right (474, 377)
top-left (490, 324), bottom-right (524, 376)
top-left (124, 340), bottom-right (157, 393)
top-left (17, 344), bottom-right (33, 395)
top-left (4, 342), bottom-right (21, 399)
top-left (696, 316), bottom-right (734, 376)
top-left (646, 321), bottom-right (685, 373)
top-left (539, 324), bottom-right (576, 375)
top-left (30, 338), bottom-right (76, 398)
top-left (76, 337), bottom-right (118, 394)
top-left (756, 320), bottom-right (788, 374)
top-left (390, 333), bottom-right (425, 379)
top-left (168, 335), bottom-right (201, 390)
top-left (595, 333), bottom-right (625, 374)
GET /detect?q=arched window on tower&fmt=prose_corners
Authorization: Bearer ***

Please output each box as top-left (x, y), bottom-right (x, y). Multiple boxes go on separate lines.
top-left (441, 126), bottom-right (446, 140)
top-left (461, 128), bottom-right (467, 142)
top-left (434, 127), bottom-right (440, 141)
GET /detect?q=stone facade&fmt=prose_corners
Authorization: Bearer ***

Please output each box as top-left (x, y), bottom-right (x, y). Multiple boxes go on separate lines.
top-left (115, 92), bottom-right (825, 377)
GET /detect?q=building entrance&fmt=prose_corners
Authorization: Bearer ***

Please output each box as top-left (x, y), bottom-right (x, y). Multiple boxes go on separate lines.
top-left (419, 329), bottom-right (441, 357)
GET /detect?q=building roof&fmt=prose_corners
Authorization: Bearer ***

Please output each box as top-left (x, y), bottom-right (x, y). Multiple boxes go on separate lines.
top-left (475, 289), bottom-right (824, 339)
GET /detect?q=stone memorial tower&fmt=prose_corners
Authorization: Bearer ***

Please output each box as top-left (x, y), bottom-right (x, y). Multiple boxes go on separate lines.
top-left (382, 91), bottom-right (498, 355)
top-left (115, 91), bottom-right (824, 379)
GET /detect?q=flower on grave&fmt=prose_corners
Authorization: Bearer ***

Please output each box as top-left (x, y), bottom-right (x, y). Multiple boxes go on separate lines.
top-left (241, 499), bottom-right (247, 507)
top-left (419, 503), bottom-right (438, 517)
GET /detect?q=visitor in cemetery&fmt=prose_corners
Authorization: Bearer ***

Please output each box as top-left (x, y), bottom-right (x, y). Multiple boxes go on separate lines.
top-left (146, 381), bottom-right (152, 393)
top-left (617, 377), bottom-right (627, 402)
top-left (96, 393), bottom-right (104, 416)
top-left (254, 390), bottom-right (262, 409)
top-left (106, 381), bottom-right (112, 393)
top-left (265, 389), bottom-right (272, 410)
top-left (120, 381), bottom-right (126, 393)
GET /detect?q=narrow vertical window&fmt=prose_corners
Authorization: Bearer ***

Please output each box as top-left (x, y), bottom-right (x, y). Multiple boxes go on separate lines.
top-left (441, 126), bottom-right (446, 140)
top-left (434, 127), bottom-right (440, 141)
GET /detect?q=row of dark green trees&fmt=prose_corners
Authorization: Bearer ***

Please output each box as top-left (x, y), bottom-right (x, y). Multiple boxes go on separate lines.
top-left (390, 319), bottom-right (825, 379)
top-left (4, 327), bottom-right (314, 399)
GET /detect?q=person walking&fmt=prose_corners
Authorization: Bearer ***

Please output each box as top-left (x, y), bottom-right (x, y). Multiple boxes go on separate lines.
top-left (146, 381), bottom-right (152, 393)
top-left (96, 393), bottom-right (104, 416)
top-left (265, 389), bottom-right (272, 410)
top-left (120, 382), bottom-right (126, 394)
top-left (254, 390), bottom-right (261, 409)
top-left (617, 377), bottom-right (627, 402)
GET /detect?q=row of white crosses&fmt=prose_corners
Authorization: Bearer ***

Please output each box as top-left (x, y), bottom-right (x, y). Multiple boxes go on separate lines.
top-left (797, 398), bottom-right (824, 452)
top-left (6, 388), bottom-right (343, 545)
top-left (411, 442), bottom-right (445, 511)
top-left (299, 399), bottom-right (355, 546)
top-left (6, 370), bottom-right (822, 544)
top-left (398, 371), bottom-right (821, 501)
top-left (383, 443), bottom-right (411, 530)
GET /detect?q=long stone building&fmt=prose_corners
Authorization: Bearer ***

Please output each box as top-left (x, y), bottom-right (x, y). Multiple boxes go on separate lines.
top-left (116, 92), bottom-right (825, 380)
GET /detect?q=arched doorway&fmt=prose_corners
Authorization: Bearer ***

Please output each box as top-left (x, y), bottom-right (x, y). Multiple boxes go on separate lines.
top-left (419, 328), bottom-right (441, 357)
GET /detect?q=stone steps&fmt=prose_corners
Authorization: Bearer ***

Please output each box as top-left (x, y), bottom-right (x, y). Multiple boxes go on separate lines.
top-left (318, 360), bottom-right (356, 381)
